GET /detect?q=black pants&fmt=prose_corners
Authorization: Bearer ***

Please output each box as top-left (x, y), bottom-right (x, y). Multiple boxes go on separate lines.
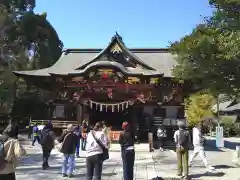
top-left (86, 154), bottom-right (103, 180)
top-left (42, 147), bottom-right (52, 168)
top-left (158, 137), bottom-right (165, 148)
top-left (122, 149), bottom-right (135, 180)
top-left (32, 136), bottom-right (40, 145)
top-left (0, 172), bottom-right (16, 180)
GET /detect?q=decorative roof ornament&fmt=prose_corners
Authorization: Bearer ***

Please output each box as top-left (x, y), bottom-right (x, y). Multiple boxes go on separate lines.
top-left (111, 31), bottom-right (124, 44)
top-left (110, 43), bottom-right (122, 54)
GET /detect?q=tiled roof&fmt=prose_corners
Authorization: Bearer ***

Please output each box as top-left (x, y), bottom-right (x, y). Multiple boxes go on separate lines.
top-left (13, 34), bottom-right (177, 78)
top-left (13, 49), bottom-right (176, 77)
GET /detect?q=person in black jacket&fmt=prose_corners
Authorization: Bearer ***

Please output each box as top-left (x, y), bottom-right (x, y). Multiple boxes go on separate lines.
top-left (119, 121), bottom-right (135, 180)
top-left (58, 124), bottom-right (78, 178)
top-left (40, 123), bottom-right (55, 170)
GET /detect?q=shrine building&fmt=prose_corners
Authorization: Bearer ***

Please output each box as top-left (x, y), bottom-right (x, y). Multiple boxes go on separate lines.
top-left (13, 33), bottom-right (190, 141)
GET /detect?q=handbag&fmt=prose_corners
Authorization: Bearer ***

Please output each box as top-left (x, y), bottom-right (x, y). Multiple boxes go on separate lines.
top-left (91, 131), bottom-right (109, 161)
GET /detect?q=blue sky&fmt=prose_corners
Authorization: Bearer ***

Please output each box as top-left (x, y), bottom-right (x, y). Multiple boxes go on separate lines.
top-left (34, 0), bottom-right (213, 49)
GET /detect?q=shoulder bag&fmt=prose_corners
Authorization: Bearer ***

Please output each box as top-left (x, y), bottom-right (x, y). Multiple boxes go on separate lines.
top-left (91, 131), bottom-right (109, 161)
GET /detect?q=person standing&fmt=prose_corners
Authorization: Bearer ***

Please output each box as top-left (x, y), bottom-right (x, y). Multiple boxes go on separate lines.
top-left (119, 122), bottom-right (135, 180)
top-left (81, 120), bottom-right (89, 151)
top-left (174, 121), bottom-right (191, 180)
top-left (32, 123), bottom-right (40, 146)
top-left (74, 125), bottom-right (82, 158)
top-left (157, 125), bottom-right (167, 151)
top-left (40, 123), bottom-right (55, 170)
top-left (58, 124), bottom-right (78, 178)
top-left (189, 123), bottom-right (215, 171)
top-left (85, 121), bottom-right (108, 180)
top-left (0, 124), bottom-right (26, 180)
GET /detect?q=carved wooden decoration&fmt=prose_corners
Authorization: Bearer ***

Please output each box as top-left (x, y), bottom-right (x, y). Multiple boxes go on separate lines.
top-left (110, 43), bottom-right (122, 53)
top-left (72, 76), bottom-right (84, 82)
top-left (150, 78), bottom-right (160, 84)
top-left (126, 77), bottom-right (140, 84)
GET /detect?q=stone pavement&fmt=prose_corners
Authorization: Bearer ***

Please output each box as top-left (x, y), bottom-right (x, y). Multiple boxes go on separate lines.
top-left (15, 142), bottom-right (240, 180)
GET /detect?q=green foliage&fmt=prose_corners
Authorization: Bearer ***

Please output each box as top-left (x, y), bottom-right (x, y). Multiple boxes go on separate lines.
top-left (170, 0), bottom-right (240, 96)
top-left (185, 92), bottom-right (215, 126)
top-left (220, 116), bottom-right (236, 136)
top-left (0, 1), bottom-right (63, 114)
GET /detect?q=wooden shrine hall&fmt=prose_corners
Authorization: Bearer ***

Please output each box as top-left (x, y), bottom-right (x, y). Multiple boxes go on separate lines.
top-left (13, 33), bottom-right (188, 142)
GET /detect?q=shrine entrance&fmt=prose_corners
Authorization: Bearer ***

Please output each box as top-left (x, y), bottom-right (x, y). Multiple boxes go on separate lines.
top-left (87, 100), bottom-right (133, 131)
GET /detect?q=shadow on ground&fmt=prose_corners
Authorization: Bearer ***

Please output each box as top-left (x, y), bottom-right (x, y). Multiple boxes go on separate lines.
top-left (214, 164), bottom-right (235, 169)
top-left (190, 171), bottom-right (225, 179)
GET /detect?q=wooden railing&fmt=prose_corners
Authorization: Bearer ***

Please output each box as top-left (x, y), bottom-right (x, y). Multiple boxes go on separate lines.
top-left (30, 119), bottom-right (78, 128)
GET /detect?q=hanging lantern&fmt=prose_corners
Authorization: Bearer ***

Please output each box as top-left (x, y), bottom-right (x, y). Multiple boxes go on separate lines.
top-left (121, 103), bottom-right (124, 110)
top-left (126, 101), bottom-right (128, 108)
top-left (105, 104), bottom-right (108, 112)
top-left (112, 104), bottom-right (114, 112)
top-left (95, 102), bottom-right (98, 110)
top-left (100, 104), bottom-right (103, 111)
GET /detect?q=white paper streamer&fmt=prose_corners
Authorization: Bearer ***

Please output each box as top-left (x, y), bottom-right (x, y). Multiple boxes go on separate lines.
top-left (88, 100), bottom-right (133, 112)
top-left (90, 101), bottom-right (93, 109)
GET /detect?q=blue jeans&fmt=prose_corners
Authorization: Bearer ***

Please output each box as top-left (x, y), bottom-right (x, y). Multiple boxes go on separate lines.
top-left (76, 139), bottom-right (80, 156)
top-left (81, 138), bottom-right (86, 150)
top-left (62, 154), bottom-right (75, 175)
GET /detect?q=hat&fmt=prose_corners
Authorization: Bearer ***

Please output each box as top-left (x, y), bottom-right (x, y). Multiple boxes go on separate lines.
top-left (67, 124), bottom-right (74, 132)
top-left (122, 122), bottom-right (128, 129)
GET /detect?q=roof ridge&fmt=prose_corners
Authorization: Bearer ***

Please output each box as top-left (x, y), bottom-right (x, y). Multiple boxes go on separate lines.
top-left (63, 48), bottom-right (169, 54)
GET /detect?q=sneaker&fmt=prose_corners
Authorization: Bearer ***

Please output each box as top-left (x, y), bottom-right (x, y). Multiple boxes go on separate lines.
top-left (62, 174), bottom-right (67, 177)
top-left (206, 166), bottom-right (215, 172)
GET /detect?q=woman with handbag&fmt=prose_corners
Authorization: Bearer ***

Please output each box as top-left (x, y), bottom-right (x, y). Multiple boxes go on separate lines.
top-left (85, 121), bottom-right (108, 180)
top-left (58, 124), bottom-right (78, 178)
top-left (119, 122), bottom-right (135, 180)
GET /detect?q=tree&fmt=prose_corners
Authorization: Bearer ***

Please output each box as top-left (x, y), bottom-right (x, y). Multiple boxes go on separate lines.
top-left (170, 0), bottom-right (240, 96)
top-left (185, 92), bottom-right (215, 126)
top-left (0, 1), bottom-right (63, 114)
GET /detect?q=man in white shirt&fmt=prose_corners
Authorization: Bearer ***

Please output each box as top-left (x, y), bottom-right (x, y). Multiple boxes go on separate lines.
top-left (189, 123), bottom-right (215, 171)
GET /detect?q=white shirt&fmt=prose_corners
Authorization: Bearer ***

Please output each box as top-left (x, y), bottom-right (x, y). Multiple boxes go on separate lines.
top-left (192, 127), bottom-right (203, 147)
top-left (85, 130), bottom-right (108, 157)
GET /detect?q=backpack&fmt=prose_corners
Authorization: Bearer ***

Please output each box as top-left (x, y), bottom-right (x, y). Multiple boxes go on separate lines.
top-left (0, 139), bottom-right (7, 170)
top-left (178, 129), bottom-right (189, 147)
top-left (40, 130), bottom-right (52, 145)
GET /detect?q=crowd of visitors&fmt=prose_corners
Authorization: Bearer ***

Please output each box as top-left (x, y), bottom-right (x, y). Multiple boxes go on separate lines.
top-left (0, 118), bottom-right (216, 180)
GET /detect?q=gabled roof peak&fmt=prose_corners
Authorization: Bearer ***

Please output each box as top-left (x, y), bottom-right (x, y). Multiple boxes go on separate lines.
top-left (111, 32), bottom-right (124, 44)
